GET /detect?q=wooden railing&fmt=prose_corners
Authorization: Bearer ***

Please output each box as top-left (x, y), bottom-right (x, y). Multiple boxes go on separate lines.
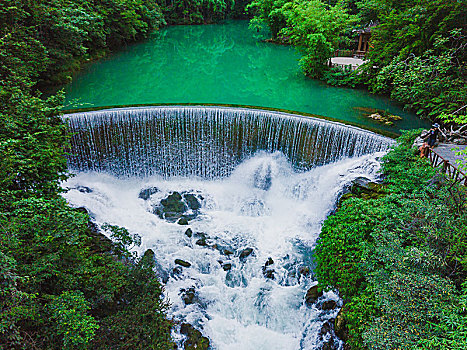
top-left (332, 49), bottom-right (367, 59)
top-left (428, 148), bottom-right (467, 186)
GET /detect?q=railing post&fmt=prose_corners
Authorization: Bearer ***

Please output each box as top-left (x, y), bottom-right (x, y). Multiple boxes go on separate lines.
top-left (443, 160), bottom-right (449, 173)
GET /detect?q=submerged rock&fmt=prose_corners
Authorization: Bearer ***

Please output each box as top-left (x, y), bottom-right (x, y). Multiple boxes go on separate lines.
top-left (305, 285), bottom-right (323, 304)
top-left (175, 259), bottom-right (191, 268)
top-left (76, 186), bottom-right (93, 193)
top-left (180, 287), bottom-right (197, 305)
top-left (263, 257), bottom-right (275, 279)
top-left (239, 248), bottom-right (254, 260)
top-left (321, 300), bottom-right (338, 310)
top-left (180, 323), bottom-right (210, 350)
top-left (138, 186), bottom-right (159, 200)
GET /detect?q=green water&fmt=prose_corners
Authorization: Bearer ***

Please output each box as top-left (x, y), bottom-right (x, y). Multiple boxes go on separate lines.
top-left (64, 20), bottom-right (428, 134)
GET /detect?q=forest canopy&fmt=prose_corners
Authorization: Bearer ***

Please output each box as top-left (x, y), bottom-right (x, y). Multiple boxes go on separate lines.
top-left (248, 0), bottom-right (467, 120)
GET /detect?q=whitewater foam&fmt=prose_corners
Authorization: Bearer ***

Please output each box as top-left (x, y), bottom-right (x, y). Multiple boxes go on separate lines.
top-left (62, 151), bottom-right (383, 349)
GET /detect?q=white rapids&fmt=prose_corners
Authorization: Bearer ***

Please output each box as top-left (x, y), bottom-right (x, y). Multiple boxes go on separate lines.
top-left (62, 151), bottom-right (383, 350)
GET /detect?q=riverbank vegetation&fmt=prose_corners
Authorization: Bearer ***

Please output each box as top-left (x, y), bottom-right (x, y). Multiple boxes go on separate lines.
top-left (247, 0), bottom-right (466, 121)
top-left (315, 130), bottom-right (467, 349)
top-left (2, 0), bottom-right (258, 347)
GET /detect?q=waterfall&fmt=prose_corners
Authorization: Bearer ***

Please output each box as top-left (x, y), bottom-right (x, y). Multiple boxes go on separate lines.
top-left (62, 106), bottom-right (394, 349)
top-left (64, 106), bottom-right (393, 178)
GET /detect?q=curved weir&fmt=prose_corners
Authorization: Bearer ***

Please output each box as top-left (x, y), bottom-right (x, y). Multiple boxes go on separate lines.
top-left (65, 106), bottom-right (393, 178)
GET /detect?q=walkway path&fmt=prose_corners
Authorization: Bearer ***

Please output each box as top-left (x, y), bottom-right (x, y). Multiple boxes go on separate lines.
top-left (435, 143), bottom-right (467, 165)
top-left (330, 57), bottom-right (366, 71)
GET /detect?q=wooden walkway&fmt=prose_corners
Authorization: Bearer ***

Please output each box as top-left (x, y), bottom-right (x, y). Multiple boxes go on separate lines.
top-left (428, 144), bottom-right (467, 185)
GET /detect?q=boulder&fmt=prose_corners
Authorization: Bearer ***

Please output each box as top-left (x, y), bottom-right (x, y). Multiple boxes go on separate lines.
top-left (321, 300), bottom-right (338, 310)
top-left (175, 259), bottom-right (191, 268)
top-left (180, 323), bottom-right (210, 350)
top-left (178, 217), bottom-right (189, 225)
top-left (223, 249), bottom-right (234, 256)
top-left (196, 238), bottom-right (207, 246)
top-left (299, 266), bottom-right (310, 276)
top-left (334, 307), bottom-right (348, 342)
top-left (184, 228), bottom-right (193, 238)
top-left (195, 232), bottom-right (208, 246)
top-left (222, 263), bottom-right (232, 271)
top-left (157, 192), bottom-right (188, 221)
top-left (263, 258), bottom-right (275, 279)
top-left (318, 320), bottom-right (338, 350)
top-left (183, 193), bottom-right (202, 210)
top-left (305, 285), bottom-right (323, 304)
top-left (180, 287), bottom-right (197, 305)
top-left (138, 187), bottom-right (159, 200)
top-left (239, 248), bottom-right (254, 260)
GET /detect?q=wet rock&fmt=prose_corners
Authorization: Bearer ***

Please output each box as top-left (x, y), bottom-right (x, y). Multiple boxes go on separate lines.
top-left (263, 269), bottom-right (275, 279)
top-left (321, 300), bottom-right (338, 311)
top-left (223, 249), bottom-right (234, 256)
top-left (239, 248), bottom-right (254, 260)
top-left (178, 217), bottom-right (189, 225)
top-left (195, 232), bottom-right (208, 246)
top-left (305, 285), bottom-right (323, 305)
top-left (318, 320), bottom-right (338, 350)
top-left (184, 228), bottom-right (193, 238)
top-left (76, 186), bottom-right (93, 193)
top-left (196, 237), bottom-right (207, 246)
top-left (334, 307), bottom-right (348, 342)
top-left (319, 320), bottom-right (332, 336)
top-left (263, 258), bottom-right (275, 279)
top-left (175, 259), bottom-right (191, 268)
top-left (157, 192), bottom-right (187, 221)
top-left (180, 323), bottom-right (210, 350)
top-left (321, 340), bottom-right (337, 350)
top-left (183, 193), bottom-right (202, 210)
top-left (172, 266), bottom-right (183, 275)
top-left (299, 266), bottom-right (310, 276)
top-left (222, 263), bottom-right (232, 271)
top-left (180, 287), bottom-right (197, 305)
top-left (138, 187), bottom-right (159, 200)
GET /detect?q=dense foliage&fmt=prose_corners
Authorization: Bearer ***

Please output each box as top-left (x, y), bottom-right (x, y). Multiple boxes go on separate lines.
top-left (248, 0), bottom-right (466, 119)
top-left (248, 0), bottom-right (355, 77)
top-left (315, 130), bottom-right (467, 349)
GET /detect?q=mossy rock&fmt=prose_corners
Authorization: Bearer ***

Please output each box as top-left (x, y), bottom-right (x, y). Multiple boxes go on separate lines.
top-left (175, 259), bottom-right (191, 268)
top-left (180, 323), bottom-right (210, 350)
top-left (305, 285), bottom-right (323, 304)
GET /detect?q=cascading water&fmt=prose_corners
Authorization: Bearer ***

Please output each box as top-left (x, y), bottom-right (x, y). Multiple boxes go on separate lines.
top-left (62, 107), bottom-right (394, 349)
top-left (65, 106), bottom-right (393, 177)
